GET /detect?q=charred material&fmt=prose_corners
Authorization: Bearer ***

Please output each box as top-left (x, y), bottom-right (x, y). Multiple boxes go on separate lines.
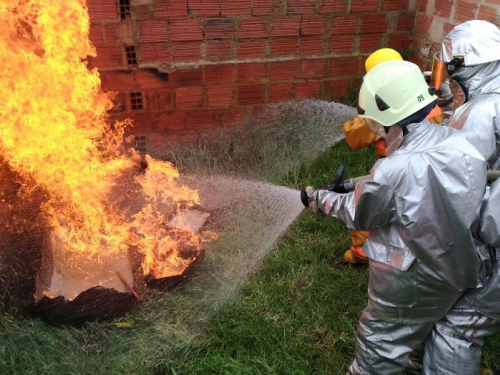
top-left (145, 248), bottom-right (205, 291)
top-left (33, 287), bottom-right (138, 326)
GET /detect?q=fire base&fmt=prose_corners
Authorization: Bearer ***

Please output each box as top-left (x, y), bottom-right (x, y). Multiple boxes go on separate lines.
top-left (33, 287), bottom-right (138, 326)
top-left (145, 248), bottom-right (205, 291)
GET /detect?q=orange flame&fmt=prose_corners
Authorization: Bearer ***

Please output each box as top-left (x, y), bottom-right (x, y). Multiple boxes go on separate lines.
top-left (0, 0), bottom-right (202, 285)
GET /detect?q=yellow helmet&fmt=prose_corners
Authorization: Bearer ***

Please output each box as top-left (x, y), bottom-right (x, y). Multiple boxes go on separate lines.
top-left (365, 48), bottom-right (403, 73)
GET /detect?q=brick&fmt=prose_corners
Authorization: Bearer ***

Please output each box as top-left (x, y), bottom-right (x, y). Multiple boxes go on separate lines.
top-left (331, 15), bottom-right (358, 34)
top-left (478, 5), bottom-right (499, 21)
top-left (87, 46), bottom-right (124, 68)
top-left (170, 43), bottom-right (202, 62)
top-left (237, 84), bottom-right (265, 105)
top-left (486, 0), bottom-right (500, 4)
top-left (416, 13), bottom-right (432, 34)
top-left (128, 113), bottom-right (158, 132)
top-left (417, 0), bottom-right (428, 12)
top-left (300, 59), bottom-right (327, 78)
top-left (87, 0), bottom-right (117, 20)
top-left (158, 112), bottom-right (186, 131)
top-left (443, 22), bottom-right (456, 36)
top-left (218, 108), bottom-right (248, 126)
top-left (175, 87), bottom-right (204, 108)
top-left (131, 5), bottom-right (155, 20)
top-left (324, 78), bottom-right (351, 99)
top-left (140, 21), bottom-right (168, 43)
top-left (288, 0), bottom-right (316, 14)
top-left (455, 1), bottom-right (478, 23)
top-left (298, 36), bottom-right (325, 55)
top-left (319, 0), bottom-right (348, 13)
top-left (142, 91), bottom-right (158, 112)
top-left (139, 44), bottom-right (170, 63)
top-left (270, 17), bottom-right (301, 37)
top-left (351, 0), bottom-right (379, 12)
top-left (107, 92), bottom-right (128, 114)
top-left (100, 71), bottom-right (136, 91)
top-left (154, 1), bottom-right (187, 19)
top-left (143, 134), bottom-right (175, 151)
top-left (252, 0), bottom-right (283, 15)
top-left (187, 0), bottom-right (220, 17)
top-left (104, 23), bottom-right (120, 44)
top-left (135, 69), bottom-right (170, 90)
top-left (382, 0), bottom-right (406, 10)
top-left (170, 69), bottom-right (203, 87)
top-left (268, 83), bottom-right (294, 101)
top-left (360, 14), bottom-right (386, 33)
top-left (237, 40), bottom-right (267, 58)
top-left (207, 40), bottom-right (236, 60)
top-left (268, 60), bottom-right (299, 81)
top-left (238, 62), bottom-right (267, 83)
top-left (435, 0), bottom-right (453, 18)
top-left (89, 24), bottom-right (104, 45)
top-left (295, 81), bottom-right (322, 99)
top-left (207, 87), bottom-right (234, 107)
top-left (157, 89), bottom-right (175, 110)
top-left (180, 131), bottom-right (202, 144)
top-left (329, 34), bottom-right (355, 54)
top-left (134, 2), bottom-right (155, 21)
top-left (359, 33), bottom-right (383, 53)
top-left (185, 110), bottom-right (218, 129)
top-left (205, 18), bottom-right (236, 40)
top-left (301, 16), bottom-right (328, 36)
top-left (204, 64), bottom-right (236, 85)
top-left (270, 38), bottom-right (298, 55)
top-left (330, 57), bottom-right (360, 76)
top-left (170, 20), bottom-right (203, 42)
top-left (388, 33), bottom-right (412, 49)
top-left (221, 0), bottom-right (252, 16)
top-left (249, 104), bottom-right (280, 123)
top-left (398, 13), bottom-right (415, 30)
top-left (239, 18), bottom-right (268, 39)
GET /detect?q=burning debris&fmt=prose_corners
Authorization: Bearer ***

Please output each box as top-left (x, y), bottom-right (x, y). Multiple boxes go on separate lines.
top-left (0, 0), bottom-right (211, 324)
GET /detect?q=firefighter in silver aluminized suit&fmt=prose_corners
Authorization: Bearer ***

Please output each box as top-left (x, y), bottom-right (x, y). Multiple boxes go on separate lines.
top-left (301, 60), bottom-right (488, 374)
top-left (421, 20), bottom-right (500, 375)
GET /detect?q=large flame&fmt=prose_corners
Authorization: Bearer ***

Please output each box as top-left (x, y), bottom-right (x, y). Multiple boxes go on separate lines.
top-left (0, 0), bottom-right (201, 289)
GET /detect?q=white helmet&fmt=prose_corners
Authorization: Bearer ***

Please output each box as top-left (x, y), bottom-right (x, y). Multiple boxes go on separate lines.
top-left (440, 20), bottom-right (500, 69)
top-left (357, 60), bottom-right (436, 127)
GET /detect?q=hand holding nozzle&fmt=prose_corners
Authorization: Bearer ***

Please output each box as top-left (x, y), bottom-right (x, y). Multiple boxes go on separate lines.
top-left (300, 165), bottom-right (368, 209)
top-left (327, 165), bottom-right (369, 193)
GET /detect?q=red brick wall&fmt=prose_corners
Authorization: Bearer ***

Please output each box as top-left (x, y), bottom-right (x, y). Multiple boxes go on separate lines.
top-left (412, 0), bottom-right (500, 70)
top-left (87, 0), bottom-right (416, 149)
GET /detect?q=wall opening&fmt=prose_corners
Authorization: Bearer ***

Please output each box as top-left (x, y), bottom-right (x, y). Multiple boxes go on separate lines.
top-left (118, 0), bottom-right (131, 20)
top-left (130, 92), bottom-right (143, 110)
top-left (125, 45), bottom-right (138, 67)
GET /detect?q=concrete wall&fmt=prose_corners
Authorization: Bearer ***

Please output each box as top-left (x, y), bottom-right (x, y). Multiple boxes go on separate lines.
top-left (412, 0), bottom-right (500, 70)
top-left (87, 0), bottom-right (418, 150)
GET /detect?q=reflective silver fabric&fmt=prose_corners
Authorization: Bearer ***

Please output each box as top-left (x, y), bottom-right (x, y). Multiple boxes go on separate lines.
top-left (440, 20), bottom-right (500, 66)
top-left (447, 62), bottom-right (500, 169)
top-left (423, 259), bottom-right (500, 375)
top-left (422, 22), bottom-right (500, 374)
top-left (480, 180), bottom-right (500, 247)
top-left (313, 120), bottom-right (487, 374)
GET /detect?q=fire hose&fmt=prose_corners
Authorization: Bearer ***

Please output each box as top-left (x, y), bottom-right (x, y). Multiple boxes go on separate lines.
top-left (301, 166), bottom-right (500, 206)
top-left (330, 166), bottom-right (500, 194)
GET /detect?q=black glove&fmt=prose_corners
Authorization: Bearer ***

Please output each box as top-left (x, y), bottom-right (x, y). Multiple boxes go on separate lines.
top-left (300, 186), bottom-right (319, 212)
top-left (300, 189), bottom-right (310, 207)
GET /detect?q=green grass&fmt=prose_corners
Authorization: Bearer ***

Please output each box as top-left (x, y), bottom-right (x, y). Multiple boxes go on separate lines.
top-left (1, 133), bottom-right (500, 374)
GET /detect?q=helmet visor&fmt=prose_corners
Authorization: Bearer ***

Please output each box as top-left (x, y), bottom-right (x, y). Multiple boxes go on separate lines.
top-left (430, 52), bottom-right (449, 89)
